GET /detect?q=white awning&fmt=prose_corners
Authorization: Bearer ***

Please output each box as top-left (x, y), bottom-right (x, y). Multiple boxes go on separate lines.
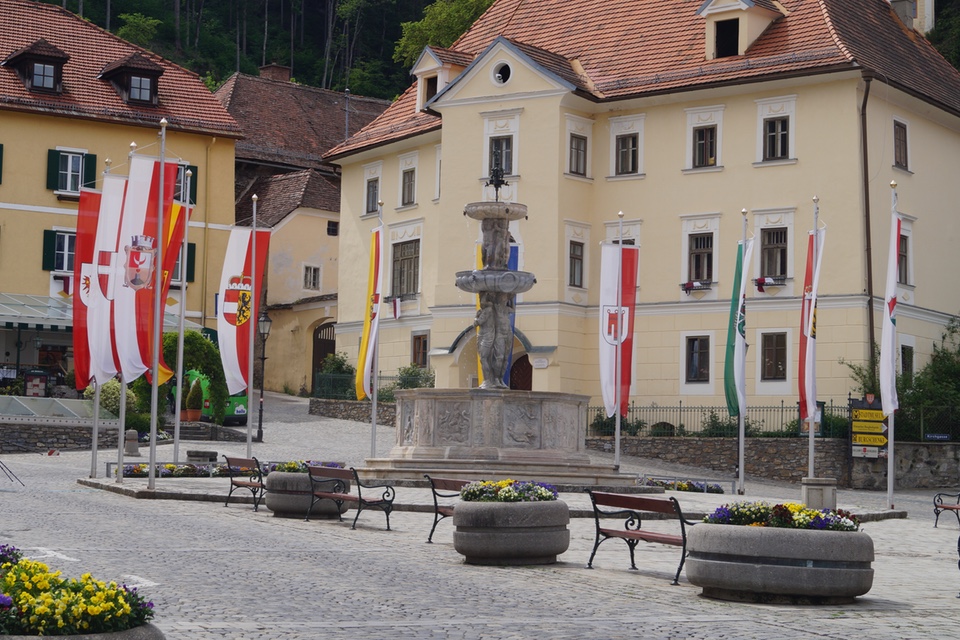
top-left (0, 293), bottom-right (204, 332)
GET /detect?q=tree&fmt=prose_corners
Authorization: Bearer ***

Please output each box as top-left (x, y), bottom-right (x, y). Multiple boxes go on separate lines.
top-left (928, 1), bottom-right (960, 68)
top-left (117, 12), bottom-right (163, 47)
top-left (393, 0), bottom-right (494, 68)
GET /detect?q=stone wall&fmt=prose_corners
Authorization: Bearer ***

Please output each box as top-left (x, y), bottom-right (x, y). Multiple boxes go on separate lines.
top-left (851, 443), bottom-right (960, 490)
top-left (1, 423), bottom-right (121, 454)
top-left (587, 436), bottom-right (850, 486)
top-left (309, 398), bottom-right (396, 426)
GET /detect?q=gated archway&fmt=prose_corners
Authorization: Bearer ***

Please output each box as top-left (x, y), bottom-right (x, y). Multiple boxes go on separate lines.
top-left (312, 323), bottom-right (336, 389)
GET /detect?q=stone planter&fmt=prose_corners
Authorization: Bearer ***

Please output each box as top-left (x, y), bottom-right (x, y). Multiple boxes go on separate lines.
top-left (6, 622), bottom-right (165, 639)
top-left (452, 500), bottom-right (570, 566)
top-left (264, 471), bottom-right (348, 518)
top-left (685, 524), bottom-right (874, 604)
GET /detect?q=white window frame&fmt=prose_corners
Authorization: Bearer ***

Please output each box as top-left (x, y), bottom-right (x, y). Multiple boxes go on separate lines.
top-left (303, 264), bottom-right (322, 292)
top-left (680, 330), bottom-right (715, 396)
top-left (755, 328), bottom-right (792, 395)
top-left (679, 213), bottom-right (720, 301)
top-left (362, 161), bottom-right (383, 217)
top-left (564, 220), bottom-right (590, 303)
top-left (897, 213), bottom-right (916, 290)
top-left (397, 151), bottom-right (419, 209)
top-left (388, 219), bottom-right (424, 301)
top-left (899, 334), bottom-right (916, 377)
top-left (434, 144), bottom-right (442, 201)
top-left (893, 116), bottom-right (911, 172)
top-left (52, 227), bottom-right (75, 273)
top-left (481, 108), bottom-right (522, 202)
top-left (754, 95), bottom-right (797, 165)
top-left (608, 113), bottom-right (646, 179)
top-left (130, 75), bottom-right (152, 102)
top-left (565, 114), bottom-right (593, 179)
top-left (752, 208), bottom-right (796, 296)
top-left (173, 163), bottom-right (193, 204)
top-left (684, 106), bottom-right (724, 172)
top-left (56, 146), bottom-right (86, 195)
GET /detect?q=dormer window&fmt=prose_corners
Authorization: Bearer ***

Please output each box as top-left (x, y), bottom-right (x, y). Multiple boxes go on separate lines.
top-left (424, 76), bottom-right (438, 102)
top-left (715, 19), bottom-right (739, 58)
top-left (98, 53), bottom-right (163, 106)
top-left (1, 39), bottom-right (69, 94)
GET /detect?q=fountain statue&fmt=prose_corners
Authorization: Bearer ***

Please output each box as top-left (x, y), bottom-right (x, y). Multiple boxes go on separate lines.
top-left (362, 156), bottom-right (631, 487)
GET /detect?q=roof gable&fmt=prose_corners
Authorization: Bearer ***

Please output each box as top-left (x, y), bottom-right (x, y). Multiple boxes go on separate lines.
top-left (235, 169), bottom-right (340, 227)
top-left (429, 36), bottom-right (578, 108)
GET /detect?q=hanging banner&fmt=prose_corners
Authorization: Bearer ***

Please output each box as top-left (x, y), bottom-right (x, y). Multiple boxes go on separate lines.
top-left (598, 242), bottom-right (639, 418)
top-left (356, 227), bottom-right (383, 400)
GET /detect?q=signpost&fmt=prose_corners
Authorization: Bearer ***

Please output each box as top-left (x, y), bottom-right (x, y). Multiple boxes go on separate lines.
top-left (851, 406), bottom-right (888, 458)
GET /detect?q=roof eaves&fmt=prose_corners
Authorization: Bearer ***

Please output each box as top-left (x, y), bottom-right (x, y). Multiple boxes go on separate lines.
top-left (324, 121), bottom-right (442, 163)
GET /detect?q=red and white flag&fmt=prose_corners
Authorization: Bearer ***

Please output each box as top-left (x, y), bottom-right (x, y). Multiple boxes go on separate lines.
top-left (599, 242), bottom-right (639, 417)
top-left (798, 226), bottom-right (826, 421)
top-left (218, 227), bottom-right (271, 395)
top-left (880, 190), bottom-right (901, 417)
top-left (111, 155), bottom-right (180, 384)
top-left (85, 174), bottom-right (126, 386)
top-left (355, 227), bottom-right (383, 400)
top-left (73, 187), bottom-right (102, 390)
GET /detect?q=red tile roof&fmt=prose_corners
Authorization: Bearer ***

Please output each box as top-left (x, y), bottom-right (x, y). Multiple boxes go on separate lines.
top-left (0, 0), bottom-right (239, 137)
top-left (327, 0), bottom-right (960, 161)
top-left (235, 169), bottom-right (341, 227)
top-left (215, 72), bottom-right (390, 170)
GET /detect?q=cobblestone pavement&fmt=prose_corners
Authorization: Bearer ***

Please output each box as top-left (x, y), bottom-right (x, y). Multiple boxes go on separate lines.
top-left (2, 392), bottom-right (960, 639)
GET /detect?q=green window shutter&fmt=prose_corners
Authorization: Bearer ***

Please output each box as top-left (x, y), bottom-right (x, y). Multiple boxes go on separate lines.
top-left (42, 229), bottom-right (57, 270)
top-left (187, 165), bottom-right (198, 204)
top-left (82, 153), bottom-right (97, 188)
top-left (46, 149), bottom-right (60, 190)
top-left (0, 143), bottom-right (4, 184)
top-left (186, 243), bottom-right (196, 282)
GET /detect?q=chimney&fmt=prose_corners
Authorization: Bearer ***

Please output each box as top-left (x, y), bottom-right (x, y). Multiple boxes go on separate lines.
top-left (890, 0), bottom-right (916, 28)
top-left (259, 63), bottom-right (292, 82)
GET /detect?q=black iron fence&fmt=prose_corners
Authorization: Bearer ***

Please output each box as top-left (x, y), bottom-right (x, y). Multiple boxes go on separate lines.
top-left (312, 373), bottom-right (399, 401)
top-left (586, 400), bottom-right (851, 438)
top-left (895, 406), bottom-right (960, 442)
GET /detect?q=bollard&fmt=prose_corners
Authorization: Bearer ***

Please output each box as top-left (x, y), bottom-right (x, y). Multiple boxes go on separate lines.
top-left (123, 429), bottom-right (140, 456)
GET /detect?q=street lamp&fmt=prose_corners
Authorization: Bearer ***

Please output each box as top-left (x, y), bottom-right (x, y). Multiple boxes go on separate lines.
top-left (256, 310), bottom-right (272, 442)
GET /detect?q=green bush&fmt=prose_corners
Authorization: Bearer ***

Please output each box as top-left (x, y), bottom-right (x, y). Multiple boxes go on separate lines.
top-left (397, 363), bottom-right (435, 389)
top-left (124, 412), bottom-right (152, 434)
top-left (186, 379), bottom-right (203, 410)
top-left (161, 330), bottom-right (227, 424)
top-left (589, 409), bottom-right (645, 436)
top-left (83, 378), bottom-right (137, 416)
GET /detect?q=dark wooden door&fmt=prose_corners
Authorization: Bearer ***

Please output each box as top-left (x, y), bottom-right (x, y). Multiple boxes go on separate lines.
top-left (509, 354), bottom-right (532, 391)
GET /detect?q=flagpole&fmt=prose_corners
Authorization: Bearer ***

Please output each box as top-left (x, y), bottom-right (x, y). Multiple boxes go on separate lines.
top-left (808, 196), bottom-right (819, 478)
top-left (173, 170), bottom-right (192, 465)
top-left (115, 375), bottom-right (125, 483)
top-left (90, 383), bottom-right (100, 478)
top-left (147, 118), bottom-right (168, 491)
top-left (885, 181), bottom-right (899, 510)
top-left (371, 200), bottom-right (384, 459)
top-left (614, 211), bottom-right (624, 469)
top-left (738, 208), bottom-right (748, 495)
top-left (247, 194), bottom-right (258, 459)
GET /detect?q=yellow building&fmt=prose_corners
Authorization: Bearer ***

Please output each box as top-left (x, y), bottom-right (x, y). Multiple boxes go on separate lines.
top-left (326, 0), bottom-right (960, 411)
top-left (0, 0), bottom-right (240, 382)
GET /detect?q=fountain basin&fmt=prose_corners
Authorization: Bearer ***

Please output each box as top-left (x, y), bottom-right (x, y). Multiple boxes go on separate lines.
top-left (463, 201), bottom-right (528, 221)
top-left (455, 270), bottom-right (536, 294)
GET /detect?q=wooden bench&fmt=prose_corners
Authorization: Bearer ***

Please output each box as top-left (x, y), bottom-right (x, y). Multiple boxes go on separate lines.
top-left (934, 492), bottom-right (960, 528)
top-left (423, 475), bottom-right (472, 543)
top-left (222, 455), bottom-right (265, 511)
top-left (306, 466), bottom-right (396, 530)
top-left (587, 491), bottom-right (697, 585)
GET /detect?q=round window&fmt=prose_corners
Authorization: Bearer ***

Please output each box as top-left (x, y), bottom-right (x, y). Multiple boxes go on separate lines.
top-left (493, 63), bottom-right (511, 84)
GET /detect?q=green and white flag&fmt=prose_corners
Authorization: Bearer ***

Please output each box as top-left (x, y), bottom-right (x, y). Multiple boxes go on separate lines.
top-left (724, 238), bottom-right (754, 417)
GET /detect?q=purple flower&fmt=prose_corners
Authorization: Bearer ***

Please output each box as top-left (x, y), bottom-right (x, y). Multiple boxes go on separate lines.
top-left (0, 594), bottom-right (13, 608)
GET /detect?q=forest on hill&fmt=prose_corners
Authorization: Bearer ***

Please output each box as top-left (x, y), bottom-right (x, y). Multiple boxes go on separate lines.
top-left (36, 0), bottom-right (960, 100)
top-left (38, 0), bottom-right (494, 100)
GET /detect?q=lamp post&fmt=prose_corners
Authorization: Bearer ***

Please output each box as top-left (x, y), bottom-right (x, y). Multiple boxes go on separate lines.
top-left (256, 310), bottom-right (272, 443)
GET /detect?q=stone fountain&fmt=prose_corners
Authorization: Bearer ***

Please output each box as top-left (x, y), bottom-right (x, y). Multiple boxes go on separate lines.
top-left (362, 168), bottom-right (631, 486)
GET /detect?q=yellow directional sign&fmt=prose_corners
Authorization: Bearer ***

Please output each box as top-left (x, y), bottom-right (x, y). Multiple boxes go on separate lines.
top-left (853, 433), bottom-right (888, 447)
top-left (852, 409), bottom-right (885, 421)
top-left (853, 421), bottom-right (886, 434)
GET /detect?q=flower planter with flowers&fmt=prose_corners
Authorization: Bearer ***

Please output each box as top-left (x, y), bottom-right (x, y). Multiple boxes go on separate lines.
top-left (263, 461), bottom-right (347, 518)
top-left (1, 545), bottom-right (163, 638)
top-left (685, 501), bottom-right (874, 604)
top-left (452, 480), bottom-right (569, 566)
